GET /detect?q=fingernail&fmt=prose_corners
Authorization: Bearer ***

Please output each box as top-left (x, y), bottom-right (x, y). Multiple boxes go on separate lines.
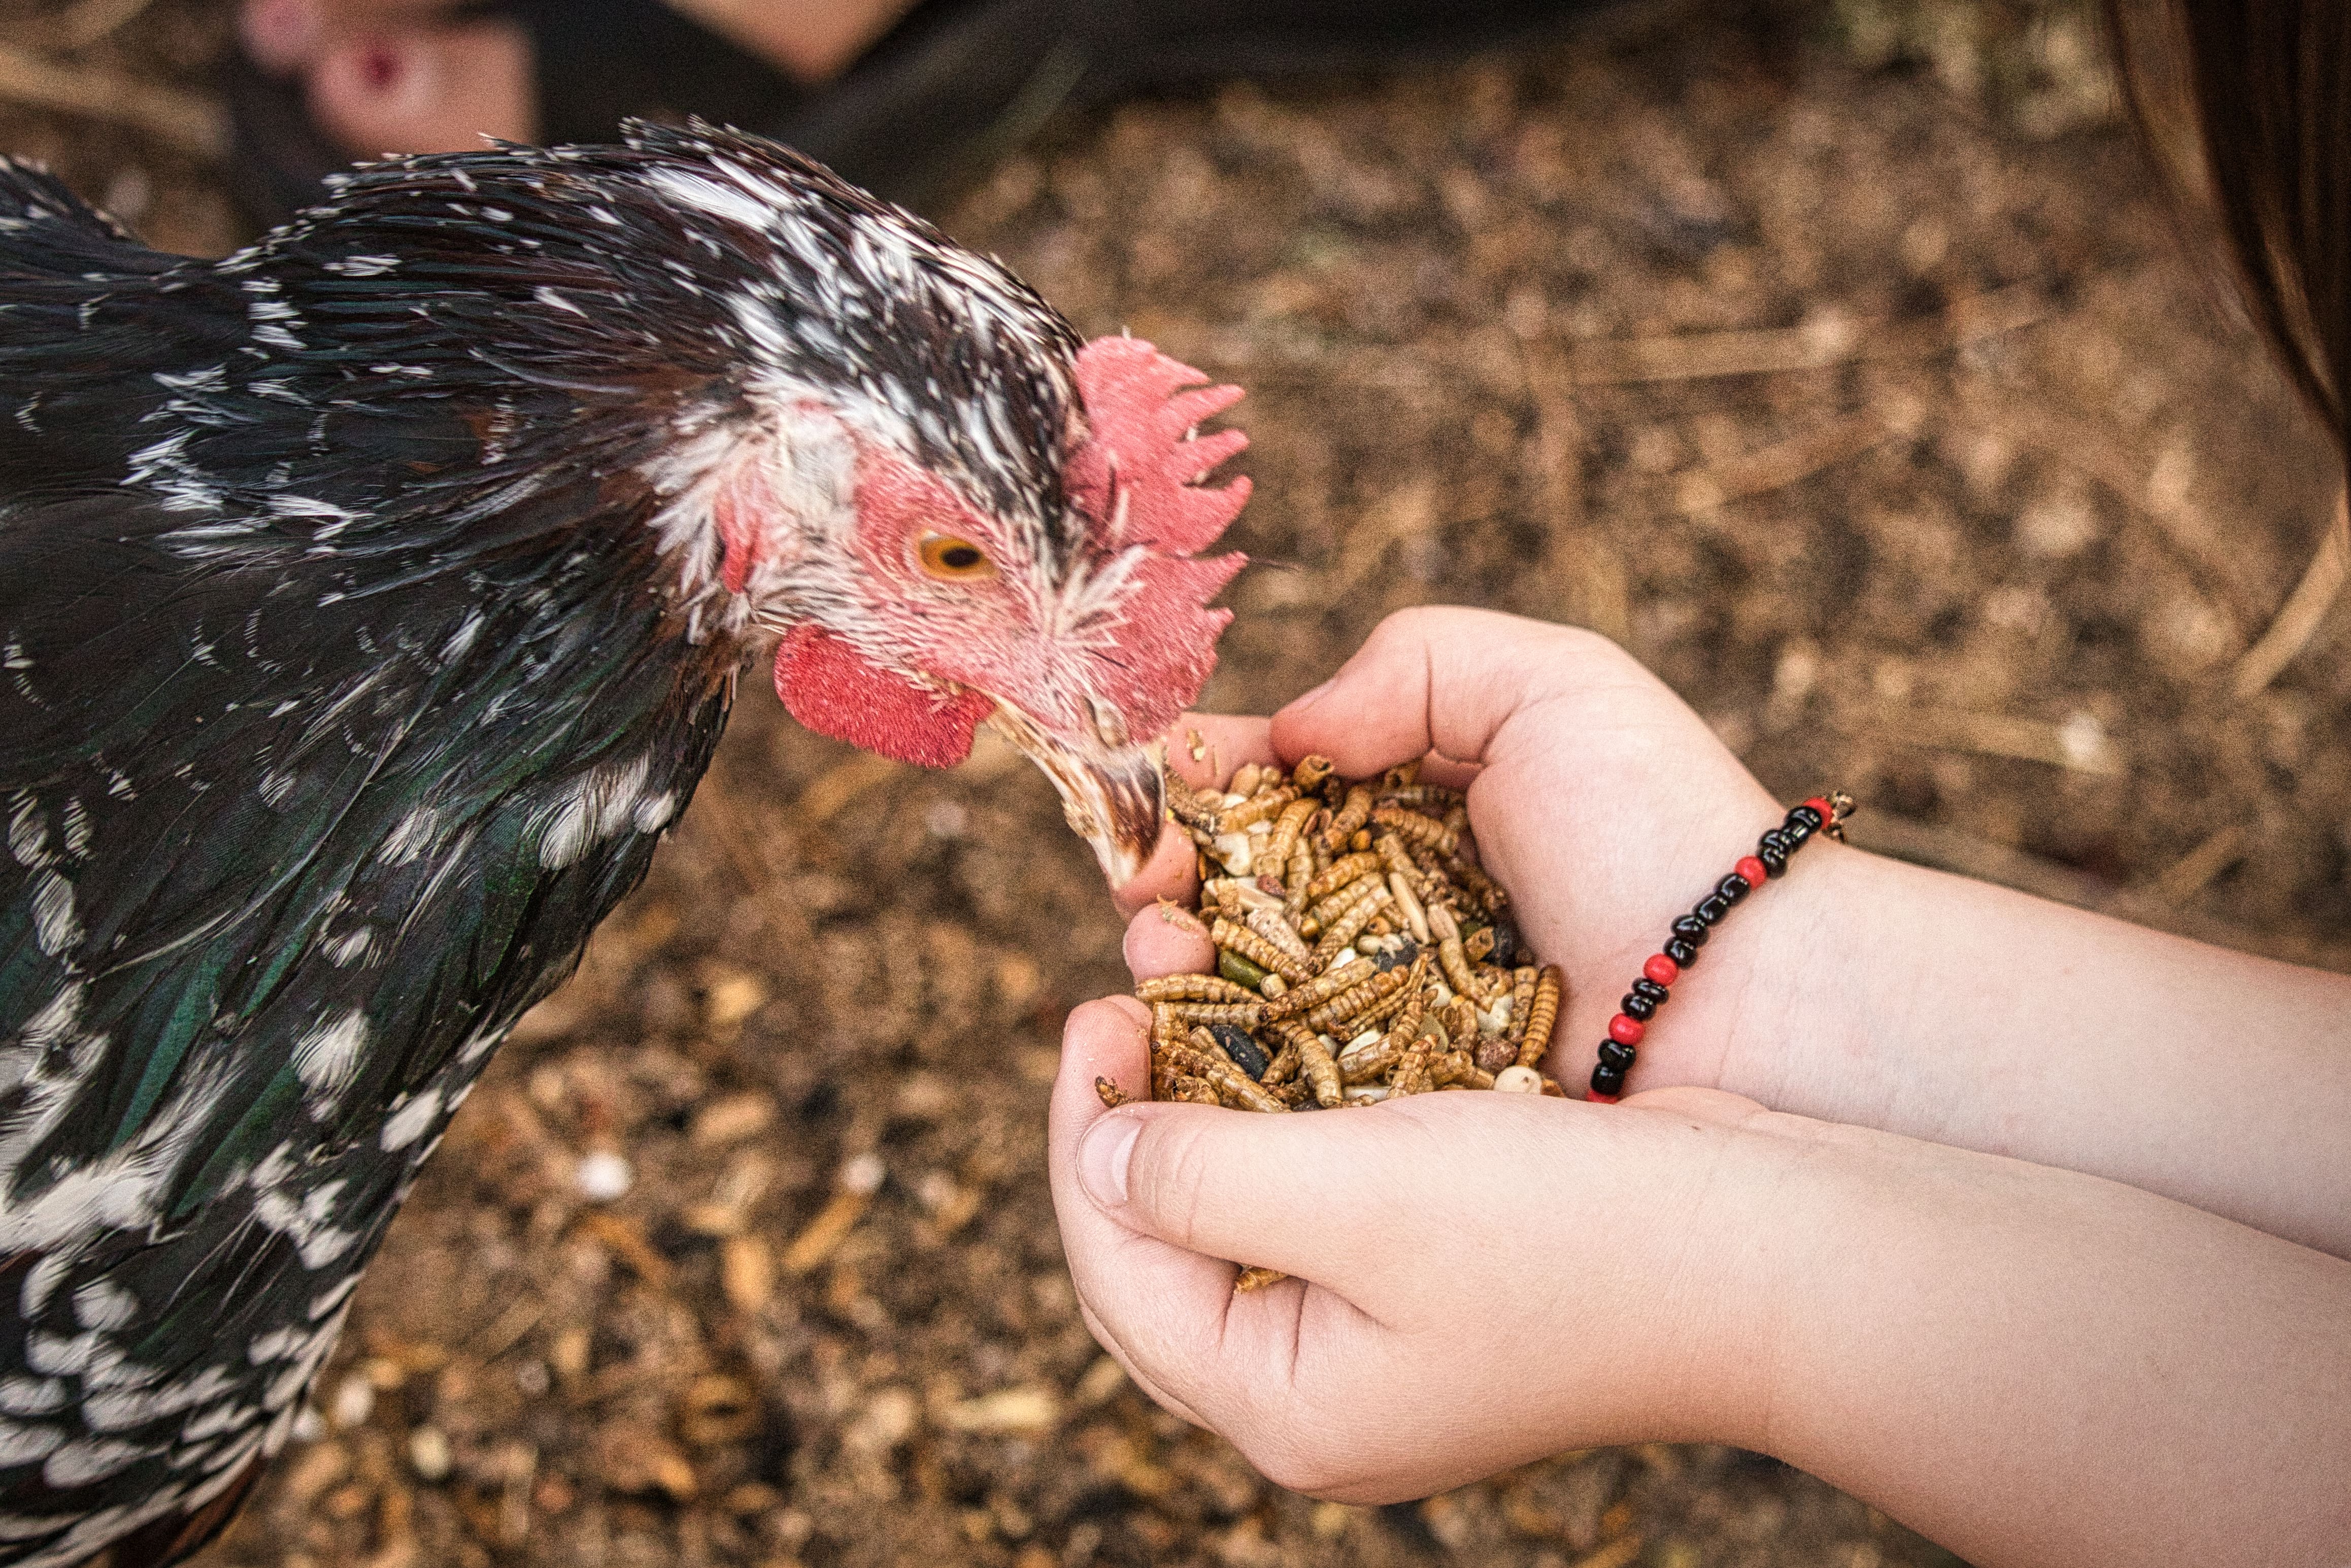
top-left (1079, 1115), bottom-right (1141, 1209)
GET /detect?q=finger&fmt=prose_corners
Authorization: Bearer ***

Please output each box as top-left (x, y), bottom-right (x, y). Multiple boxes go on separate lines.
top-left (1049, 1001), bottom-right (1270, 1387)
top-left (1112, 824), bottom-right (1200, 917)
top-left (1074, 1298), bottom-right (1207, 1428)
top-left (1270, 606), bottom-right (1650, 777)
top-left (1164, 714), bottom-right (1276, 791)
top-left (1124, 900), bottom-right (1215, 981)
top-left (1113, 715), bottom-right (1279, 915)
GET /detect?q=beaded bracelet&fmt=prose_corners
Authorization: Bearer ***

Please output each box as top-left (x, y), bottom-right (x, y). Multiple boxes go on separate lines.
top-left (1588, 791), bottom-right (1854, 1103)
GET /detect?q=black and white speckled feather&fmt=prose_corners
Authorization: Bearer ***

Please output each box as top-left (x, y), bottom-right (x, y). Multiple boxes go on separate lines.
top-left (0, 125), bottom-right (1140, 1567)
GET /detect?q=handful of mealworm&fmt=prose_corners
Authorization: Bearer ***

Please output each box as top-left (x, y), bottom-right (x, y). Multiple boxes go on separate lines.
top-left (1096, 754), bottom-right (1568, 1286)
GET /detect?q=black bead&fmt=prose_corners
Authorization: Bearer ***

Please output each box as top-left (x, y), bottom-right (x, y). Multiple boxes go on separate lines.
top-left (1694, 894), bottom-right (1730, 925)
top-left (1621, 992), bottom-right (1656, 1021)
top-left (1718, 873), bottom-right (1752, 904)
top-left (1663, 936), bottom-right (1699, 966)
top-left (1758, 828), bottom-right (1788, 856)
top-left (1631, 977), bottom-right (1669, 1005)
top-left (1591, 1061), bottom-right (1628, 1095)
top-left (1786, 804), bottom-right (1823, 833)
top-left (1757, 845), bottom-right (1789, 877)
top-left (1598, 1039), bottom-right (1636, 1071)
top-left (1671, 914), bottom-right (1710, 946)
top-left (1211, 1024), bottom-right (1270, 1079)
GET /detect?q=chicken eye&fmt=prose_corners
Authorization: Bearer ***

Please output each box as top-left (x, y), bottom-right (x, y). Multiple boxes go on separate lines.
top-left (918, 533), bottom-right (996, 581)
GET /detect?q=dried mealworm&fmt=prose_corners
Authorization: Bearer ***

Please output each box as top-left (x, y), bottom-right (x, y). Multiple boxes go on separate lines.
top-left (1136, 974), bottom-right (1260, 1005)
top-left (1170, 1074), bottom-right (1221, 1106)
top-left (1299, 870), bottom-right (1384, 939)
top-left (1162, 771), bottom-right (1221, 834)
top-left (1211, 917), bottom-right (1313, 984)
top-left (1431, 1049), bottom-right (1492, 1089)
top-left (1282, 835), bottom-right (1318, 915)
top-left (1462, 924), bottom-right (1496, 963)
top-left (1229, 762), bottom-right (1266, 800)
top-left (1243, 906), bottom-right (1314, 966)
top-left (1504, 967), bottom-right (1537, 1042)
top-left (1169, 1034), bottom-right (1287, 1113)
top-left (1235, 1265), bottom-right (1288, 1293)
top-left (1302, 963), bottom-right (1409, 1034)
top-left (1297, 1031), bottom-right (1342, 1108)
top-left (1324, 783), bottom-right (1373, 850)
top-left (1291, 754), bottom-right (1335, 791)
top-left (1371, 806), bottom-right (1458, 857)
top-left (1516, 964), bottom-right (1563, 1069)
top-left (1264, 956), bottom-right (1375, 1018)
top-left (1379, 782), bottom-right (1464, 811)
top-left (1151, 1002), bottom-right (1186, 1045)
top-left (1382, 759), bottom-right (1421, 789)
top-left (1311, 884), bottom-right (1394, 966)
top-left (1373, 831), bottom-right (1423, 891)
top-left (1094, 1077), bottom-right (1128, 1108)
top-left (1164, 1000), bottom-right (1267, 1028)
top-left (1427, 903), bottom-right (1481, 997)
top-left (1260, 1031), bottom-right (1301, 1087)
top-left (1215, 786), bottom-right (1298, 836)
top-left (1387, 1032), bottom-right (1437, 1097)
top-left (1447, 853), bottom-right (1510, 914)
top-left (1439, 994), bottom-right (1479, 1050)
top-left (1263, 797), bottom-right (1318, 880)
top-left (1302, 851), bottom-right (1384, 906)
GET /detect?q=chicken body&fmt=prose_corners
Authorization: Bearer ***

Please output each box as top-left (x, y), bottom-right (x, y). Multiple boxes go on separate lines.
top-left (0, 131), bottom-right (1243, 1565)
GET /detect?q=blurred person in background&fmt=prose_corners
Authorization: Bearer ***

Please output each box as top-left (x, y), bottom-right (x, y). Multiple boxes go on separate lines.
top-left (226, 0), bottom-right (1594, 221)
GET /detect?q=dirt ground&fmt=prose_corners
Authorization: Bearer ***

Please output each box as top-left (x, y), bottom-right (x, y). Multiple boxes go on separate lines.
top-left (5, 2), bottom-right (2347, 1565)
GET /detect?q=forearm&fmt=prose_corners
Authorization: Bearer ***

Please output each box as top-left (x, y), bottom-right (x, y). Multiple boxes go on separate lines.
top-left (1712, 844), bottom-right (2351, 1256)
top-left (1740, 1113), bottom-right (2351, 1568)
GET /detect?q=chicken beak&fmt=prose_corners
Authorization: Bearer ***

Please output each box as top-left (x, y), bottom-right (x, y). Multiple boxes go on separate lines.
top-left (985, 703), bottom-right (1166, 888)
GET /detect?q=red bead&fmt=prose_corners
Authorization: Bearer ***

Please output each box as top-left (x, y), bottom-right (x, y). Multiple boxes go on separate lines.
top-left (1607, 1013), bottom-right (1644, 1045)
top-left (1735, 855), bottom-right (1768, 887)
top-left (1587, 1090), bottom-right (1620, 1104)
top-left (1642, 953), bottom-right (1680, 986)
top-left (1802, 795), bottom-right (1833, 825)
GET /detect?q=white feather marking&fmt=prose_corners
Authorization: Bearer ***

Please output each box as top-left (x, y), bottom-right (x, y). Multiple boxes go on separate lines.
top-left (291, 1010), bottom-right (368, 1099)
top-left (71, 1279), bottom-right (137, 1332)
top-left (380, 1086), bottom-right (442, 1152)
top-left (42, 1438), bottom-right (157, 1487)
top-left (30, 872), bottom-right (80, 955)
top-left (378, 805), bottom-right (438, 866)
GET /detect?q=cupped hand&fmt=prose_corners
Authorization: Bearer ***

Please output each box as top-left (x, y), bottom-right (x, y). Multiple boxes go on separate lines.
top-left (1266, 606), bottom-right (1854, 1102)
top-left (1047, 997), bottom-right (1779, 1501)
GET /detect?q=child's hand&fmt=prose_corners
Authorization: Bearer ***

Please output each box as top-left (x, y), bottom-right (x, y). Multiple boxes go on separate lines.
top-left (1046, 995), bottom-right (1782, 1500)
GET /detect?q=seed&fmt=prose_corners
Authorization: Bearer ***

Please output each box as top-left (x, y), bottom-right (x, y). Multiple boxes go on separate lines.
top-left (1218, 948), bottom-right (1273, 991)
top-left (1386, 869), bottom-right (1432, 945)
top-left (1234, 1265), bottom-right (1288, 1293)
top-left (1211, 917), bottom-right (1313, 984)
top-left (1136, 974), bottom-right (1259, 1005)
top-left (1428, 904), bottom-right (1481, 997)
top-left (1094, 1077), bottom-right (1129, 1109)
top-left (1324, 783), bottom-right (1373, 850)
top-left (1207, 1022), bottom-right (1271, 1080)
top-left (1212, 834), bottom-right (1256, 874)
top-left (1516, 965), bottom-right (1563, 1069)
top-left (1491, 1065), bottom-right (1544, 1094)
top-left (1371, 806), bottom-right (1457, 857)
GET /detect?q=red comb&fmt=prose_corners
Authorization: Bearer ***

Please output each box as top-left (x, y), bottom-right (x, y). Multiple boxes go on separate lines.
top-left (1065, 337), bottom-right (1251, 737)
top-left (1068, 336), bottom-right (1251, 556)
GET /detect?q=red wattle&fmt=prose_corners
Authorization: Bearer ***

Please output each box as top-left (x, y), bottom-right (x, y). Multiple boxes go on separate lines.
top-left (773, 626), bottom-right (994, 769)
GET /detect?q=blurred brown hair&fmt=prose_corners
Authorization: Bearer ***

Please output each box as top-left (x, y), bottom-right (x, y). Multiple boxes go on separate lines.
top-left (2110, 2), bottom-right (2351, 468)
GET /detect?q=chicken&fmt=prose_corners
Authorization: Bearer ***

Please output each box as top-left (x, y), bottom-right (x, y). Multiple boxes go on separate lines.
top-left (0, 125), bottom-right (1247, 1567)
